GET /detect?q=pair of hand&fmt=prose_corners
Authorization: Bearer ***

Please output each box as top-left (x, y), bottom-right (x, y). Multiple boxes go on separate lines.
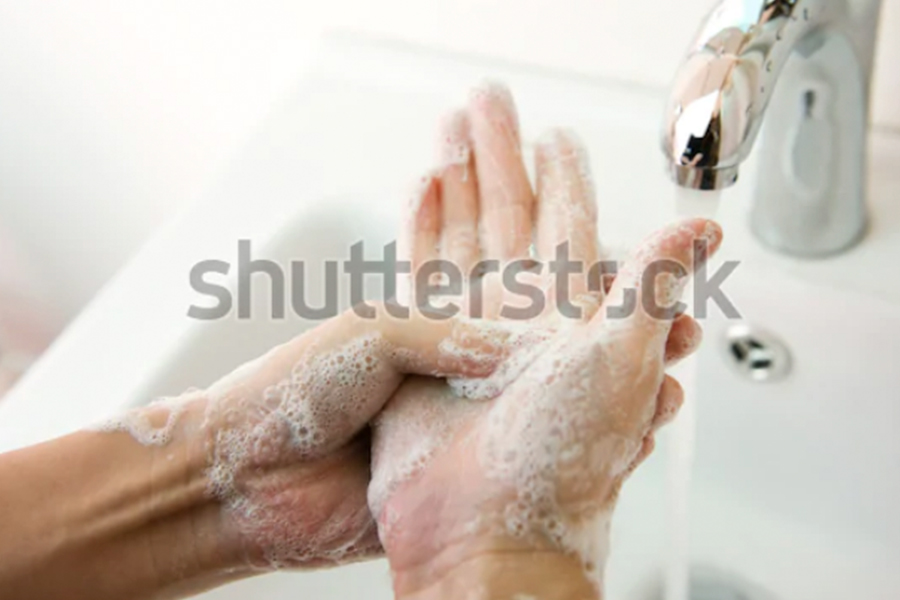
top-left (120, 81), bottom-right (721, 598)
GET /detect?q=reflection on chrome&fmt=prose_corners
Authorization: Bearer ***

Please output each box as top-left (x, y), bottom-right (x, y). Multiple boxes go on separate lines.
top-left (661, 0), bottom-right (882, 257)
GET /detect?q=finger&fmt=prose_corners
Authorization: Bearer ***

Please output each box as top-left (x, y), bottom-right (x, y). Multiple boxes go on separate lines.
top-left (204, 305), bottom-right (515, 452)
top-left (397, 174), bottom-right (441, 304)
top-left (665, 314), bottom-right (704, 366)
top-left (373, 305), bottom-right (519, 378)
top-left (622, 435), bottom-right (656, 479)
top-left (534, 129), bottom-right (600, 299)
top-left (407, 174), bottom-right (442, 276)
top-left (652, 375), bottom-right (684, 430)
top-left (437, 109), bottom-right (481, 274)
top-left (595, 218), bottom-right (723, 348)
top-left (469, 80), bottom-right (535, 260)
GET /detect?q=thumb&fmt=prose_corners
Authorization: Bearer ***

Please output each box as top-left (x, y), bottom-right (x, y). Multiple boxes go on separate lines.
top-left (592, 218), bottom-right (723, 347)
top-left (354, 303), bottom-right (517, 378)
top-left (204, 304), bottom-right (515, 455)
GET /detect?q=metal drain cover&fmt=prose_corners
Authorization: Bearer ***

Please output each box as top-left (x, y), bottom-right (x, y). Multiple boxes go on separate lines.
top-left (654, 566), bottom-right (780, 600)
top-left (689, 567), bottom-right (779, 600)
top-left (722, 323), bottom-right (792, 383)
top-left (690, 576), bottom-right (753, 600)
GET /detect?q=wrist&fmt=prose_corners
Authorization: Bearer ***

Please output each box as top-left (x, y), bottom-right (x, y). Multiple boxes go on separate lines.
top-left (376, 458), bottom-right (610, 600)
top-left (140, 394), bottom-right (256, 585)
top-left (97, 393), bottom-right (255, 594)
top-left (392, 549), bottom-right (601, 600)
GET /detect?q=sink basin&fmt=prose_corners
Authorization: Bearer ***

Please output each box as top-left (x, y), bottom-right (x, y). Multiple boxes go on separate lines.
top-left (2, 35), bottom-right (899, 600)
top-left (611, 265), bottom-right (900, 600)
top-left (689, 268), bottom-right (900, 598)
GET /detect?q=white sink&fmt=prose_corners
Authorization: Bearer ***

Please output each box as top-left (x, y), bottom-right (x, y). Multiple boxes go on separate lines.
top-left (2, 35), bottom-right (900, 600)
top-left (691, 267), bottom-right (900, 595)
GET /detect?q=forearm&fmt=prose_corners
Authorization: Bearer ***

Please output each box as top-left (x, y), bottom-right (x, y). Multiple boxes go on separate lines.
top-left (0, 399), bottom-right (249, 600)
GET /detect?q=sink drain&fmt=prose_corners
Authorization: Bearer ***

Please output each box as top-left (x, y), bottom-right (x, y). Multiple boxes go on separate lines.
top-left (652, 566), bottom-right (779, 600)
top-left (722, 323), bottom-right (791, 383)
top-left (686, 567), bottom-right (778, 600)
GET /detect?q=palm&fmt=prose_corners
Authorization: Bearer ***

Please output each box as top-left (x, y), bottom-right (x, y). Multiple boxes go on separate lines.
top-left (368, 83), bottom-right (718, 585)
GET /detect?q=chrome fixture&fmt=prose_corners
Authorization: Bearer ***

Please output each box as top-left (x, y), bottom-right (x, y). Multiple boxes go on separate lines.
top-left (723, 323), bottom-right (792, 383)
top-left (661, 0), bottom-right (883, 257)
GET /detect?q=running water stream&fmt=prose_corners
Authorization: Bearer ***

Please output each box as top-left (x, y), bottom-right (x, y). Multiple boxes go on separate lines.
top-left (664, 187), bottom-right (722, 600)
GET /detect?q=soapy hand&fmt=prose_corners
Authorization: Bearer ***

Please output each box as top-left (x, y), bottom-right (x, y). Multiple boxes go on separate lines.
top-left (0, 81), bottom-right (719, 600)
top-left (88, 81), bottom-right (716, 593)
top-left (368, 82), bottom-right (721, 598)
top-left (95, 304), bottom-right (522, 570)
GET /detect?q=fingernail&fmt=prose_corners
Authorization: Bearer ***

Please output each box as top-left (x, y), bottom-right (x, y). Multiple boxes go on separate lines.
top-left (469, 79), bottom-right (521, 144)
top-left (469, 79), bottom-right (514, 108)
top-left (692, 219), bottom-right (723, 270)
top-left (398, 172), bottom-right (439, 262)
top-left (405, 171), bottom-right (439, 221)
top-left (654, 269), bottom-right (690, 309)
top-left (437, 109), bottom-right (471, 171)
top-left (535, 127), bottom-right (583, 156)
top-left (699, 219), bottom-right (723, 248)
top-left (666, 319), bottom-right (704, 366)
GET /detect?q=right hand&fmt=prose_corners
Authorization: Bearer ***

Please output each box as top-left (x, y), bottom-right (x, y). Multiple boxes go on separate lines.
top-left (368, 81), bottom-right (722, 598)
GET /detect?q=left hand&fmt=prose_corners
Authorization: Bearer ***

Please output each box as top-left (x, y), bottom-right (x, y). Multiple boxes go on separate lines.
top-left (101, 302), bottom-right (517, 571)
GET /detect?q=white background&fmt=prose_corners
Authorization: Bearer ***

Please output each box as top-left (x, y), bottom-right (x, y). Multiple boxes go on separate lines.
top-left (0, 0), bottom-right (897, 324)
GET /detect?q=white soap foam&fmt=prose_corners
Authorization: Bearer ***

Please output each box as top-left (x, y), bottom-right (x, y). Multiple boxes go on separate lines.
top-left (472, 310), bottom-right (678, 584)
top-left (368, 318), bottom-right (554, 531)
top-left (88, 326), bottom-right (422, 569)
top-left (445, 322), bottom-right (554, 400)
top-left (201, 315), bottom-right (525, 569)
top-left (201, 331), bottom-right (405, 568)
top-left (87, 307), bottom-right (532, 569)
top-left (372, 217), bottom-right (709, 589)
top-left (87, 392), bottom-right (198, 446)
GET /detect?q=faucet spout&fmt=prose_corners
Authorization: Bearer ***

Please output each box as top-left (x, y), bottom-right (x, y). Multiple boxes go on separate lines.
top-left (661, 0), bottom-right (882, 256)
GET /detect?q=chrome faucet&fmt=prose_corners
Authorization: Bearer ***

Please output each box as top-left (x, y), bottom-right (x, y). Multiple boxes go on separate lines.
top-left (661, 0), bottom-right (883, 257)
